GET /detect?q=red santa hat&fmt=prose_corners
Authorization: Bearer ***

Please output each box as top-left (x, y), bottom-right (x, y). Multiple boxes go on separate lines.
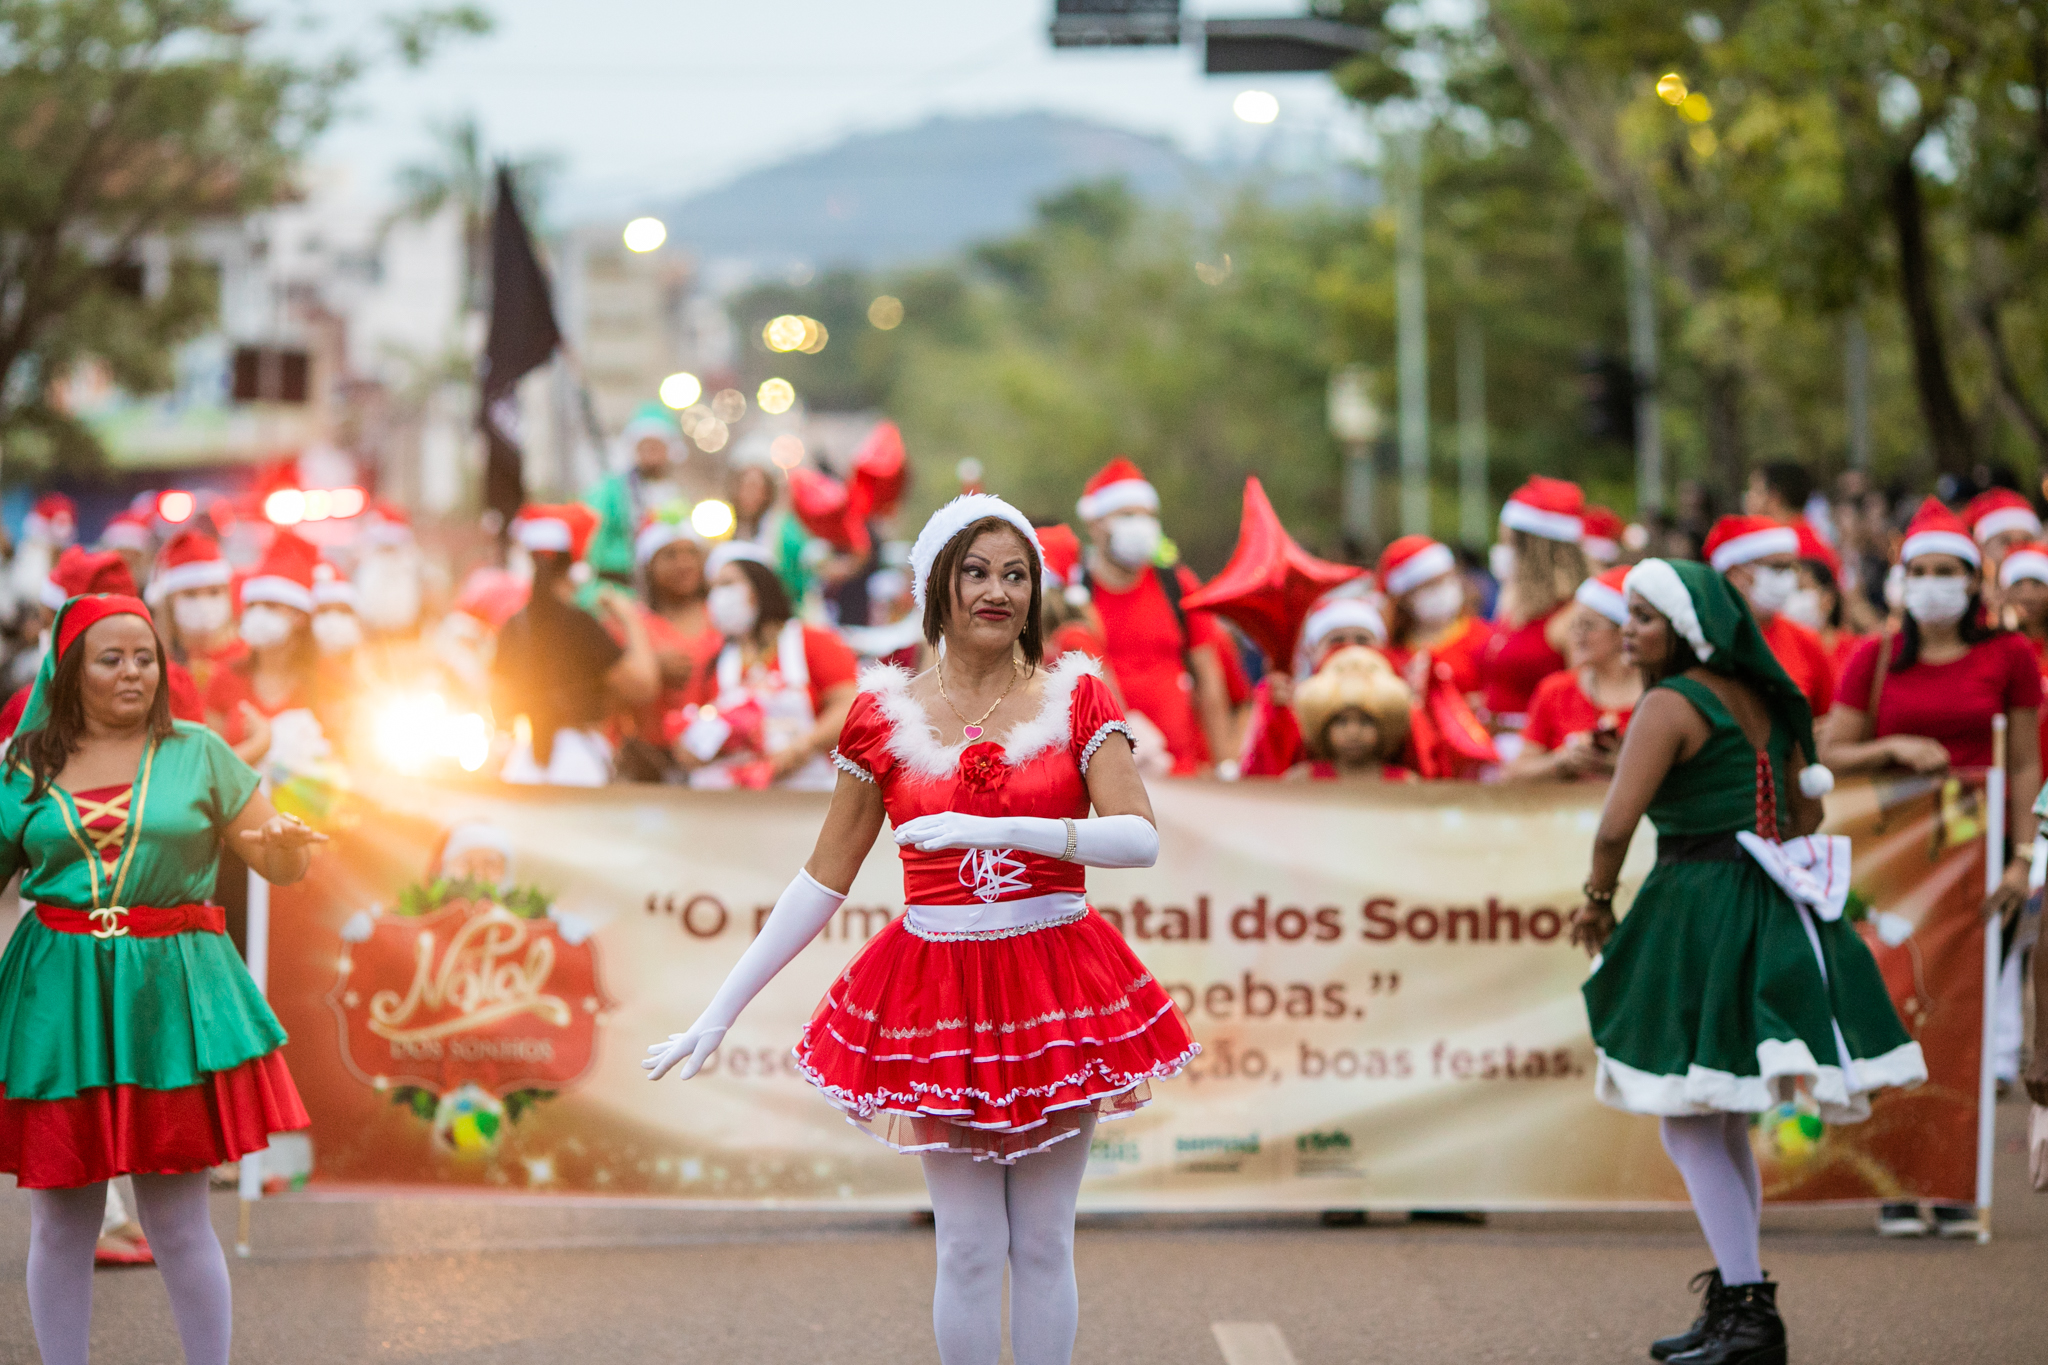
top-left (1580, 505), bottom-right (1625, 563)
top-left (1376, 535), bottom-right (1457, 597)
top-left (1298, 594), bottom-right (1387, 664)
top-left (1498, 476), bottom-right (1585, 543)
top-left (151, 528), bottom-right (232, 597)
top-left (1704, 515), bottom-right (1800, 572)
top-left (1036, 523), bottom-right (1083, 590)
top-left (363, 499), bottom-right (414, 547)
top-left (241, 530), bottom-right (321, 613)
top-left (2000, 542), bottom-right (2048, 588)
top-left (98, 508), bottom-right (153, 553)
top-left (1573, 564), bottom-right (1633, 626)
top-left (312, 560), bottom-right (356, 610)
top-left (1964, 488), bottom-right (2041, 546)
top-left (1076, 456), bottom-right (1159, 522)
top-left (24, 492), bottom-right (76, 545)
top-left (1792, 520), bottom-right (1840, 578)
top-left (1900, 497), bottom-right (1980, 567)
top-left (511, 503), bottom-right (599, 560)
top-left (42, 546), bottom-right (136, 610)
top-left (634, 510), bottom-right (705, 567)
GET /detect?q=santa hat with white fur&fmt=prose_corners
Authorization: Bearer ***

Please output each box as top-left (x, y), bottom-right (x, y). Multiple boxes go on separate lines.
top-left (909, 494), bottom-right (1042, 612)
top-left (1964, 488), bottom-right (2041, 547)
top-left (1999, 542), bottom-right (2048, 588)
top-left (1376, 535), bottom-right (1456, 598)
top-left (1900, 497), bottom-right (1979, 568)
top-left (511, 503), bottom-right (600, 560)
top-left (1498, 475), bottom-right (1585, 543)
top-left (1573, 565), bottom-right (1632, 626)
top-left (312, 561), bottom-right (357, 611)
top-left (1704, 514), bottom-right (1800, 572)
top-left (241, 530), bottom-right (320, 614)
top-left (98, 509), bottom-right (153, 554)
top-left (150, 529), bottom-right (232, 598)
top-left (1076, 457), bottom-right (1159, 523)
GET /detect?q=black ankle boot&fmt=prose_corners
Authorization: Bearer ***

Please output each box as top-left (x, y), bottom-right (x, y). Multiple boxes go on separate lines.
top-left (1667, 1279), bottom-right (1786, 1365)
top-left (1650, 1268), bottom-right (1725, 1361)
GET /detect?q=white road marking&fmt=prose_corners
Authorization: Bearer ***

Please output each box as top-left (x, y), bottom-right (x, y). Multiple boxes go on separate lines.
top-left (1212, 1320), bottom-right (1300, 1365)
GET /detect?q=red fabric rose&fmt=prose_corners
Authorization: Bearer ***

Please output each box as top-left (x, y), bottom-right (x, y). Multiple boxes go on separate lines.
top-left (958, 742), bottom-right (1009, 792)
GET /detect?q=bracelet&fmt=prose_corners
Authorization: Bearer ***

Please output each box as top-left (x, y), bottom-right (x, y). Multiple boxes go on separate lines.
top-left (1581, 881), bottom-right (1617, 907)
top-left (1059, 818), bottom-right (1078, 862)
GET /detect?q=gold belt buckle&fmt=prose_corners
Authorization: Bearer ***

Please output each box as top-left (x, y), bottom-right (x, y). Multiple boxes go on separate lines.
top-left (89, 906), bottom-right (129, 939)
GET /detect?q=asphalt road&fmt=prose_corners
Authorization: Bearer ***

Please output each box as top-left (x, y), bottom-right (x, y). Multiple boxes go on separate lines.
top-left (2, 1099), bottom-right (2042, 1365)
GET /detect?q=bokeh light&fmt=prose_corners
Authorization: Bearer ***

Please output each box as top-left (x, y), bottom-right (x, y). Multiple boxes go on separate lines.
top-left (659, 372), bottom-right (702, 409)
top-left (769, 434), bottom-right (805, 469)
top-left (1680, 92), bottom-right (1713, 122)
top-left (623, 217), bottom-right (667, 253)
top-left (301, 488), bottom-right (333, 522)
top-left (1233, 90), bottom-right (1279, 124)
top-left (868, 295), bottom-right (904, 330)
top-left (263, 488), bottom-right (305, 525)
top-left (757, 378), bottom-right (795, 415)
top-left (156, 489), bottom-right (195, 523)
top-left (710, 388), bottom-right (746, 422)
top-left (1657, 73), bottom-right (1688, 105)
top-left (764, 314), bottom-right (807, 352)
top-left (690, 499), bottom-right (736, 539)
top-left (692, 417), bottom-right (730, 453)
top-left (1690, 127), bottom-right (1719, 157)
top-left (330, 487), bottom-right (367, 519)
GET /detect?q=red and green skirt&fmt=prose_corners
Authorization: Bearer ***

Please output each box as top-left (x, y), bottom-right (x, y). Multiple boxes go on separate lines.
top-left (0, 910), bottom-right (308, 1189)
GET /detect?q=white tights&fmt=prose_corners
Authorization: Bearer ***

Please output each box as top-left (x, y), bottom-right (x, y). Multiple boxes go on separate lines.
top-left (919, 1113), bottom-right (1095, 1365)
top-left (28, 1172), bottom-right (232, 1365)
top-left (1661, 1113), bottom-right (1764, 1287)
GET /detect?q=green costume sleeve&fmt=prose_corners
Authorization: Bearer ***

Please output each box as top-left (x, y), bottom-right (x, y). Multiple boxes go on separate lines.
top-left (582, 473), bottom-right (637, 583)
top-left (188, 722), bottom-right (262, 830)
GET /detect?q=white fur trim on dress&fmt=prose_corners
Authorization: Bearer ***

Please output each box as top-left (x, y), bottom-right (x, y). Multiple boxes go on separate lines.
top-left (1622, 559), bottom-right (1712, 661)
top-left (1593, 1037), bottom-right (1926, 1126)
top-left (858, 651), bottom-right (1100, 779)
top-left (909, 494), bottom-right (1042, 612)
top-left (1707, 525), bottom-right (1800, 572)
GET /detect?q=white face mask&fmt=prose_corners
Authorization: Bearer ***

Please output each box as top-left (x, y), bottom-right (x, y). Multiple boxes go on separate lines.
top-left (1107, 515), bottom-right (1163, 570)
top-left (1781, 588), bottom-right (1826, 631)
top-left (171, 592), bottom-right (231, 638)
top-left (707, 582), bottom-right (758, 637)
top-left (312, 610), bottom-right (363, 655)
top-left (1743, 565), bottom-right (1798, 618)
top-left (1883, 563), bottom-right (1905, 612)
top-left (239, 604), bottom-right (297, 649)
top-left (1902, 574), bottom-right (1971, 627)
top-left (1407, 577), bottom-right (1465, 626)
top-left (1487, 542), bottom-right (1515, 582)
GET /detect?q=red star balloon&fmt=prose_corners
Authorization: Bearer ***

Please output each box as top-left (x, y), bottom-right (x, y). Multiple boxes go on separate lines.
top-left (849, 420), bottom-right (908, 519)
top-left (1179, 476), bottom-right (1365, 668)
top-left (786, 465), bottom-right (868, 554)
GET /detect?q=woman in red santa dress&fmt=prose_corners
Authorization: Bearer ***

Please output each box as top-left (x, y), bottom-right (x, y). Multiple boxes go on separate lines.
top-left (1480, 475), bottom-right (1589, 757)
top-left (645, 494), bottom-right (1195, 1365)
top-left (1501, 566), bottom-right (1642, 782)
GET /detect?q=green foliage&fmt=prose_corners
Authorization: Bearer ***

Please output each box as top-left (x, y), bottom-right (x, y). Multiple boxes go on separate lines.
top-left (393, 875), bottom-right (553, 919)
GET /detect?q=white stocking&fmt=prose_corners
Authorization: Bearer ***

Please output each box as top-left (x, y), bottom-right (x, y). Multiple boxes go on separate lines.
top-left (27, 1182), bottom-right (103, 1365)
top-left (131, 1172), bottom-right (233, 1365)
top-left (1662, 1114), bottom-right (1764, 1286)
top-left (920, 1113), bottom-right (1097, 1365)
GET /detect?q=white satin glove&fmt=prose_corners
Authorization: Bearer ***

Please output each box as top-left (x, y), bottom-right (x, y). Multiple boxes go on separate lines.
top-left (892, 812), bottom-right (1158, 869)
top-left (642, 869), bottom-right (846, 1081)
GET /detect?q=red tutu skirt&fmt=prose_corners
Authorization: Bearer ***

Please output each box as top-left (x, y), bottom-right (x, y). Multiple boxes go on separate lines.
top-left (0, 1051), bottom-right (309, 1190)
top-left (794, 908), bottom-right (1196, 1162)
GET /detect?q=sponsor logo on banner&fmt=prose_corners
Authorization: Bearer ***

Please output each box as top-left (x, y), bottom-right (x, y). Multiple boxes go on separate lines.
top-left (1175, 1133), bottom-right (1261, 1175)
top-left (1295, 1129), bottom-right (1364, 1179)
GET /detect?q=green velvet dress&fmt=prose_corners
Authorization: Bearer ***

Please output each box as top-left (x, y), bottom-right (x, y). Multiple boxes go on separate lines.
top-left (1583, 677), bottom-right (1925, 1122)
top-left (0, 720), bottom-right (309, 1188)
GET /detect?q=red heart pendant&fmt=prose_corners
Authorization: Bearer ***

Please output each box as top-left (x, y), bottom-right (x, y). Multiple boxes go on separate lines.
top-left (963, 725), bottom-right (984, 741)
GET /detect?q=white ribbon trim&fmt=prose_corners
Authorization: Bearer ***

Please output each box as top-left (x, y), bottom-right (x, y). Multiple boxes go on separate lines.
top-left (905, 891), bottom-right (1089, 941)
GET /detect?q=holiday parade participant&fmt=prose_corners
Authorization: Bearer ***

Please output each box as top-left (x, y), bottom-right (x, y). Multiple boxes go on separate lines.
top-left (1503, 566), bottom-right (1641, 782)
top-left (1287, 645), bottom-right (1417, 782)
top-left (1237, 595), bottom-right (1385, 778)
top-left (1481, 476), bottom-right (1589, 750)
top-left (203, 531), bottom-right (343, 771)
top-left (8, 493), bottom-right (76, 627)
top-left (646, 494), bottom-right (1193, 1365)
top-left (1581, 504), bottom-right (1626, 569)
top-left (1573, 559), bottom-right (1924, 1365)
top-left (95, 508), bottom-right (154, 592)
top-left (0, 592), bottom-right (321, 1365)
top-left (1377, 534), bottom-right (1492, 700)
top-left (608, 509), bottom-right (715, 778)
top-left (492, 504), bottom-right (658, 786)
top-left (150, 529), bottom-right (239, 697)
top-left (1785, 521), bottom-right (1866, 676)
top-left (1964, 487), bottom-right (2041, 573)
top-left (584, 403), bottom-right (687, 589)
top-left (674, 541), bottom-right (858, 790)
top-left (1704, 515), bottom-right (1836, 716)
top-left (730, 460), bottom-right (812, 604)
top-left (1075, 457), bottom-right (1239, 775)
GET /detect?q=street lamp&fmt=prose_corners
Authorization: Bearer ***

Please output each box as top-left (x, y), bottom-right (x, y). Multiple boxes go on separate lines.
top-left (1328, 365), bottom-right (1384, 553)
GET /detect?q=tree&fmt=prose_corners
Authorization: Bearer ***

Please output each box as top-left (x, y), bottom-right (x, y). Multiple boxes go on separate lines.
top-left (384, 111), bottom-right (558, 316)
top-left (0, 0), bottom-right (490, 469)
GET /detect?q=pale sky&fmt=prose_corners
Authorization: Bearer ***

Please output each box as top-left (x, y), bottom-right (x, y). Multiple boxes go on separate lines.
top-left (296, 0), bottom-right (1372, 217)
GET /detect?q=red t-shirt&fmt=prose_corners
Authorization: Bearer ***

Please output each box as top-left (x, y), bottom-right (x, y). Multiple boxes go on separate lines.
top-left (0, 660), bottom-right (203, 742)
top-left (1760, 613), bottom-right (1835, 716)
top-left (1822, 629), bottom-right (1867, 682)
top-left (1384, 614), bottom-right (1494, 700)
top-left (1090, 564), bottom-right (1231, 774)
top-left (1521, 669), bottom-right (1634, 753)
top-left (1480, 608), bottom-right (1567, 722)
top-left (1835, 631), bottom-right (2043, 769)
top-left (681, 623), bottom-right (859, 717)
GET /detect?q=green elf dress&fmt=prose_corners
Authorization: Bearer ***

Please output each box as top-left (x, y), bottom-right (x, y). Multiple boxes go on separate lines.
top-left (1584, 560), bottom-right (1926, 1122)
top-left (0, 594), bottom-right (308, 1189)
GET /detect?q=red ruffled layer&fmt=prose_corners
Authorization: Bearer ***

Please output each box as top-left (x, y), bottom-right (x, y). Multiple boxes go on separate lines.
top-left (795, 910), bottom-right (1196, 1161)
top-left (0, 1051), bottom-right (309, 1189)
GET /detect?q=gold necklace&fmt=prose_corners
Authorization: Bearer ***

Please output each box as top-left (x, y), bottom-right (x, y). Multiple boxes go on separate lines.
top-left (937, 657), bottom-right (1019, 741)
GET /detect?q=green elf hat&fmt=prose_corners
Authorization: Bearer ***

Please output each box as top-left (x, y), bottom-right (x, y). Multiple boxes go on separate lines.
top-left (1621, 557), bottom-right (1835, 799)
top-left (619, 401), bottom-right (683, 456)
top-left (15, 592), bottom-right (158, 743)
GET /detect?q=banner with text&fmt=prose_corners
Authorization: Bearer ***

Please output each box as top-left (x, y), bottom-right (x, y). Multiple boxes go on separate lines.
top-left (262, 773), bottom-right (1986, 1209)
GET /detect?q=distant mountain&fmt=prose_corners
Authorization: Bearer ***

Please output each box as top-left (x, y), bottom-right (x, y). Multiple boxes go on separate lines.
top-left (655, 112), bottom-right (1363, 272)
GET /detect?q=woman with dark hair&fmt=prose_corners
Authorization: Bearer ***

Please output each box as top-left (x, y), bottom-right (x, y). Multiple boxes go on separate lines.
top-left (1819, 498), bottom-right (2041, 1238)
top-left (674, 540), bottom-right (857, 789)
top-left (492, 504), bottom-right (660, 786)
top-left (646, 495), bottom-right (1192, 1365)
top-left (1574, 560), bottom-right (1923, 1365)
top-left (0, 593), bottom-right (322, 1365)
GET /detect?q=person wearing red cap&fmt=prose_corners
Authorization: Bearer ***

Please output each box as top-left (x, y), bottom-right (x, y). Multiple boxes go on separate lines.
top-left (1964, 487), bottom-right (2042, 568)
top-left (1481, 475), bottom-right (1590, 751)
top-left (1074, 458), bottom-right (1242, 776)
top-left (1377, 534), bottom-right (1493, 703)
top-left (202, 530), bottom-right (340, 770)
top-left (0, 593), bottom-right (321, 1365)
top-left (1237, 592), bottom-right (1387, 778)
top-left (2000, 543), bottom-right (2048, 783)
top-left (1504, 566), bottom-right (1642, 781)
top-left (493, 504), bottom-right (658, 785)
top-left (1783, 520), bottom-right (1866, 676)
top-left (1035, 524), bottom-right (1117, 687)
top-left (1821, 497), bottom-right (2042, 1240)
top-left (95, 508), bottom-right (154, 588)
top-left (151, 529), bottom-right (240, 697)
top-left (1581, 505), bottom-right (1626, 569)
top-left (1703, 515), bottom-right (1836, 716)
top-left (606, 510), bottom-right (717, 779)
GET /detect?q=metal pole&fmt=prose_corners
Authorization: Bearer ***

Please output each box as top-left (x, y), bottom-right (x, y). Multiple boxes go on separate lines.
top-left (1457, 314), bottom-right (1488, 547)
top-left (1625, 223), bottom-right (1663, 515)
top-left (237, 851), bottom-right (273, 1257)
top-left (1396, 128), bottom-right (1431, 537)
top-left (1846, 309), bottom-right (1871, 471)
top-left (1977, 714), bottom-right (2006, 1241)
top-left (1343, 440), bottom-right (1377, 553)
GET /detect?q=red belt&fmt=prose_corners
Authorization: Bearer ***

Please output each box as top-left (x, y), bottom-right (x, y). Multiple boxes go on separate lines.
top-left (36, 903), bottom-right (226, 939)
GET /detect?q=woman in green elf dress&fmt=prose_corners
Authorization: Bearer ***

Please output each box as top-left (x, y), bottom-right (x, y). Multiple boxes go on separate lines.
top-left (0, 592), bottom-right (323, 1365)
top-left (1572, 560), bottom-right (1924, 1365)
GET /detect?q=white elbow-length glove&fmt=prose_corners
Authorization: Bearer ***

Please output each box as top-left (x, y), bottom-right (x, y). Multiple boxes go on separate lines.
top-left (892, 813), bottom-right (1158, 869)
top-left (642, 870), bottom-right (846, 1081)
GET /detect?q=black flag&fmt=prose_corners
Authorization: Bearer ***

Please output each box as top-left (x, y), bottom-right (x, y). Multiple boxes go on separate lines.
top-left (478, 165), bottom-right (563, 532)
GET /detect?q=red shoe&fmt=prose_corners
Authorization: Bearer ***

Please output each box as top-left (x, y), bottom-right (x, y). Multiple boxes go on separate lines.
top-left (94, 1233), bottom-right (154, 1266)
